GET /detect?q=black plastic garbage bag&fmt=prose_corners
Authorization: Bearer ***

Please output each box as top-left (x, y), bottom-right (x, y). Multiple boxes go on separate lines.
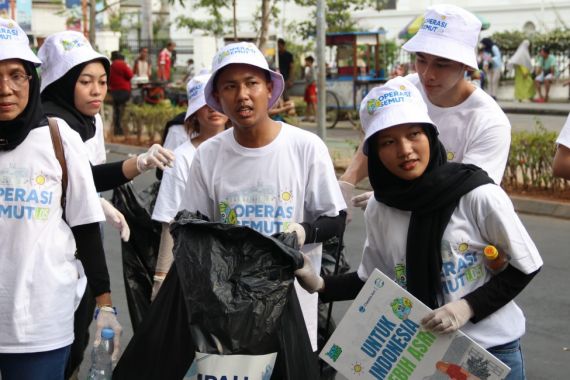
top-left (111, 181), bottom-right (161, 332)
top-left (113, 213), bottom-right (319, 379)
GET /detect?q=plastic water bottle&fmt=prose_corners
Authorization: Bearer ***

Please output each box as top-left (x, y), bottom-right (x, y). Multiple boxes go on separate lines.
top-left (87, 328), bottom-right (114, 380)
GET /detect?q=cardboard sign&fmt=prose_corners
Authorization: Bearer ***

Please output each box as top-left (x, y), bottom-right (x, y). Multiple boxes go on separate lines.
top-left (185, 352), bottom-right (277, 380)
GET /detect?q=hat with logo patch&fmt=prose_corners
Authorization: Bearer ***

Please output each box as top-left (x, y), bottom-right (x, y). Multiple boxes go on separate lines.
top-left (204, 42), bottom-right (284, 113)
top-left (38, 31), bottom-right (109, 92)
top-left (0, 18), bottom-right (41, 66)
top-left (360, 76), bottom-right (436, 155)
top-left (402, 4), bottom-right (481, 70)
top-left (185, 71), bottom-right (211, 121)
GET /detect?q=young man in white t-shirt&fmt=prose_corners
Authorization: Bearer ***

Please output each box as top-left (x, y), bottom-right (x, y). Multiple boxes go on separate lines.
top-left (179, 42), bottom-right (346, 241)
top-left (338, 4), bottom-right (512, 216)
top-left (553, 113), bottom-right (570, 179)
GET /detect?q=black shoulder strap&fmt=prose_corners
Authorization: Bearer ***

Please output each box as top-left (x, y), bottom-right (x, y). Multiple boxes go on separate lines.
top-left (47, 117), bottom-right (67, 208)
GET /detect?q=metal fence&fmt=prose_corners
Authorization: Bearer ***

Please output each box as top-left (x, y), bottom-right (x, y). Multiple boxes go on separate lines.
top-left (119, 38), bottom-right (194, 67)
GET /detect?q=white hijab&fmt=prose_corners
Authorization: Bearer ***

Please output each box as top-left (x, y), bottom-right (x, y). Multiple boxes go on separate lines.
top-left (508, 40), bottom-right (532, 70)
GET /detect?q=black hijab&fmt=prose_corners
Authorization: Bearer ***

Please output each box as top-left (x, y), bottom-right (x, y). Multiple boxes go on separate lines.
top-left (368, 124), bottom-right (493, 308)
top-left (41, 59), bottom-right (109, 142)
top-left (0, 61), bottom-right (46, 151)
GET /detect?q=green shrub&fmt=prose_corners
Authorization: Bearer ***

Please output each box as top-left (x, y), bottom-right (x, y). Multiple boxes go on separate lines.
top-left (122, 102), bottom-right (185, 141)
top-left (504, 122), bottom-right (569, 193)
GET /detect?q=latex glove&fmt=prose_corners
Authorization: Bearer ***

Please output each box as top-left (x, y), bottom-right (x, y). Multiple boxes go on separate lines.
top-left (285, 222), bottom-right (306, 248)
top-left (151, 275), bottom-right (165, 302)
top-left (100, 198), bottom-right (130, 242)
top-left (338, 180), bottom-right (354, 224)
top-left (352, 191), bottom-right (373, 210)
top-left (294, 253), bottom-right (324, 294)
top-left (136, 144), bottom-right (175, 172)
top-left (94, 306), bottom-right (122, 361)
top-left (421, 299), bottom-right (474, 334)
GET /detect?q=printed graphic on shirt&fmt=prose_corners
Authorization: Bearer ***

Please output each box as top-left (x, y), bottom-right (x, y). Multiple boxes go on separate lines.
top-left (440, 240), bottom-right (485, 295)
top-left (0, 166), bottom-right (56, 221)
top-left (394, 263), bottom-right (407, 288)
top-left (447, 151), bottom-right (455, 161)
top-left (218, 183), bottom-right (295, 235)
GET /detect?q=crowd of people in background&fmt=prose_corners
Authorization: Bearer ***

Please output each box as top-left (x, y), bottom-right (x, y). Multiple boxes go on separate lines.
top-left (2, 2), bottom-right (570, 379)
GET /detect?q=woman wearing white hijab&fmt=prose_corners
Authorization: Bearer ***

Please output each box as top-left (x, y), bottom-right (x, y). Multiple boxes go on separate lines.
top-left (508, 40), bottom-right (535, 102)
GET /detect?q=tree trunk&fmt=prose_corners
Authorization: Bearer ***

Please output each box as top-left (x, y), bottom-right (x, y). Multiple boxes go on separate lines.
top-left (258, 0), bottom-right (271, 50)
top-left (89, 0), bottom-right (96, 45)
top-left (232, 0), bottom-right (237, 41)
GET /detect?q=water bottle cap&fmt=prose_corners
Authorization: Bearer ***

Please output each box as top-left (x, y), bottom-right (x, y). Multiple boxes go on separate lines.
top-left (484, 245), bottom-right (499, 260)
top-left (101, 327), bottom-right (115, 340)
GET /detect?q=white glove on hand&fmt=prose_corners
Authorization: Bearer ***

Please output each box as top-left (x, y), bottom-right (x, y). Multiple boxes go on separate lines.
top-left (294, 253), bottom-right (324, 294)
top-left (352, 190), bottom-right (373, 210)
top-left (94, 307), bottom-right (122, 361)
top-left (136, 144), bottom-right (175, 172)
top-left (100, 198), bottom-right (130, 242)
top-left (151, 275), bottom-right (165, 302)
top-left (338, 181), bottom-right (354, 224)
top-left (285, 222), bottom-right (306, 248)
top-left (421, 299), bottom-right (473, 334)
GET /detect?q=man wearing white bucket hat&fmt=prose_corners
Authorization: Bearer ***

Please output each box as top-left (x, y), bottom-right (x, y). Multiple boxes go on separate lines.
top-left (0, 18), bottom-right (120, 379)
top-left (151, 71), bottom-right (228, 299)
top-left (178, 42), bottom-right (346, 353)
top-left (338, 4), bottom-right (511, 217)
top-left (296, 77), bottom-right (542, 380)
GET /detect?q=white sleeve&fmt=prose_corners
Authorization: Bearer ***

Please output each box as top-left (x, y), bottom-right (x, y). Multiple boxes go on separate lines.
top-left (303, 138), bottom-right (347, 222)
top-left (60, 124), bottom-right (105, 227)
top-left (178, 152), bottom-right (215, 220)
top-left (556, 114), bottom-right (570, 148)
top-left (475, 186), bottom-right (543, 274)
top-left (357, 199), bottom-right (390, 282)
top-left (152, 168), bottom-right (186, 223)
top-left (462, 121), bottom-right (511, 185)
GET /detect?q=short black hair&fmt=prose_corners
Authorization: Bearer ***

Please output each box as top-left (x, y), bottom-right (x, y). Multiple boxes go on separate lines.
top-left (541, 46), bottom-right (550, 54)
top-left (305, 56), bottom-right (314, 63)
top-left (278, 38), bottom-right (285, 45)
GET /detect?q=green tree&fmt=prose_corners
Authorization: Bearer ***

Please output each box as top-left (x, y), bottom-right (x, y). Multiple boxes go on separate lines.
top-left (170, 0), bottom-right (233, 41)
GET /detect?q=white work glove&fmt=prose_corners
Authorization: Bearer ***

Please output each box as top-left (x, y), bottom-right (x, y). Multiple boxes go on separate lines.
top-left (94, 306), bottom-right (123, 361)
top-left (294, 253), bottom-right (324, 294)
top-left (136, 144), bottom-right (175, 172)
top-left (352, 190), bottom-right (373, 210)
top-left (421, 299), bottom-right (474, 334)
top-left (100, 198), bottom-right (130, 242)
top-left (338, 180), bottom-right (354, 224)
top-left (285, 222), bottom-right (306, 248)
top-left (151, 275), bottom-right (165, 302)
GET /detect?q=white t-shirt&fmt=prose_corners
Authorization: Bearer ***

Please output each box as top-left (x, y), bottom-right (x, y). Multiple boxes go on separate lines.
top-left (556, 113), bottom-right (570, 148)
top-left (163, 124), bottom-right (189, 152)
top-left (0, 123), bottom-right (105, 353)
top-left (179, 123), bottom-right (346, 234)
top-left (52, 114), bottom-right (106, 166)
top-left (407, 73), bottom-right (511, 184)
top-left (357, 184), bottom-right (542, 349)
top-left (152, 141), bottom-right (197, 223)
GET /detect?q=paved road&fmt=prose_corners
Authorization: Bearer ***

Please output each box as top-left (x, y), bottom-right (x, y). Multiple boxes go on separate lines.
top-left (77, 145), bottom-right (570, 378)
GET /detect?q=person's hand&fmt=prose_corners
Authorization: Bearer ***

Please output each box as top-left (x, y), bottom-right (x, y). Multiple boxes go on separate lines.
top-left (100, 198), bottom-right (130, 242)
top-left (294, 253), bottom-right (324, 294)
top-left (338, 181), bottom-right (354, 224)
top-left (352, 191), bottom-right (373, 210)
top-left (94, 306), bottom-right (122, 361)
top-left (421, 299), bottom-right (473, 334)
top-left (285, 222), bottom-right (306, 248)
top-left (151, 275), bottom-right (165, 302)
top-left (136, 144), bottom-right (175, 172)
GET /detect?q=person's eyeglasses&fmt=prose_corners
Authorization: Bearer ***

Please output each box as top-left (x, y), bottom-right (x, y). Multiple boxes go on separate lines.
top-left (0, 73), bottom-right (32, 91)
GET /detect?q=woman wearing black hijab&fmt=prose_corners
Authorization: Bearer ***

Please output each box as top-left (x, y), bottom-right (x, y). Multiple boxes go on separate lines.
top-left (0, 19), bottom-right (120, 380)
top-left (295, 77), bottom-right (542, 379)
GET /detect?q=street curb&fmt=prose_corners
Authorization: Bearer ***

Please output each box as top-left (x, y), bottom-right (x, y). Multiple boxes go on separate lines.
top-left (499, 106), bottom-right (569, 117)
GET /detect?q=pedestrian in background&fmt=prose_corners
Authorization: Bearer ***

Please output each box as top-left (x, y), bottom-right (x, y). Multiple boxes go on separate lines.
top-left (133, 46), bottom-right (151, 80)
top-left (278, 38), bottom-right (294, 100)
top-left (534, 46), bottom-right (556, 103)
top-left (508, 40), bottom-right (535, 102)
top-left (0, 18), bottom-right (121, 379)
top-left (481, 37), bottom-right (502, 100)
top-left (553, 113), bottom-right (570, 180)
top-left (109, 51), bottom-right (133, 136)
top-left (303, 55), bottom-right (316, 122)
top-left (157, 41), bottom-right (176, 82)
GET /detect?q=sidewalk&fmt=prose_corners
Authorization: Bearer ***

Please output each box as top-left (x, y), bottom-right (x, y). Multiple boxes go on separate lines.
top-left (497, 99), bottom-right (570, 116)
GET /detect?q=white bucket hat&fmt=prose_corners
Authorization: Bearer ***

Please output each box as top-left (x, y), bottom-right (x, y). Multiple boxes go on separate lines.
top-left (38, 31), bottom-right (109, 92)
top-left (360, 76), bottom-right (436, 155)
top-left (204, 42), bottom-right (284, 113)
top-left (402, 4), bottom-right (481, 70)
top-left (0, 18), bottom-right (41, 66)
top-left (185, 71), bottom-right (211, 121)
